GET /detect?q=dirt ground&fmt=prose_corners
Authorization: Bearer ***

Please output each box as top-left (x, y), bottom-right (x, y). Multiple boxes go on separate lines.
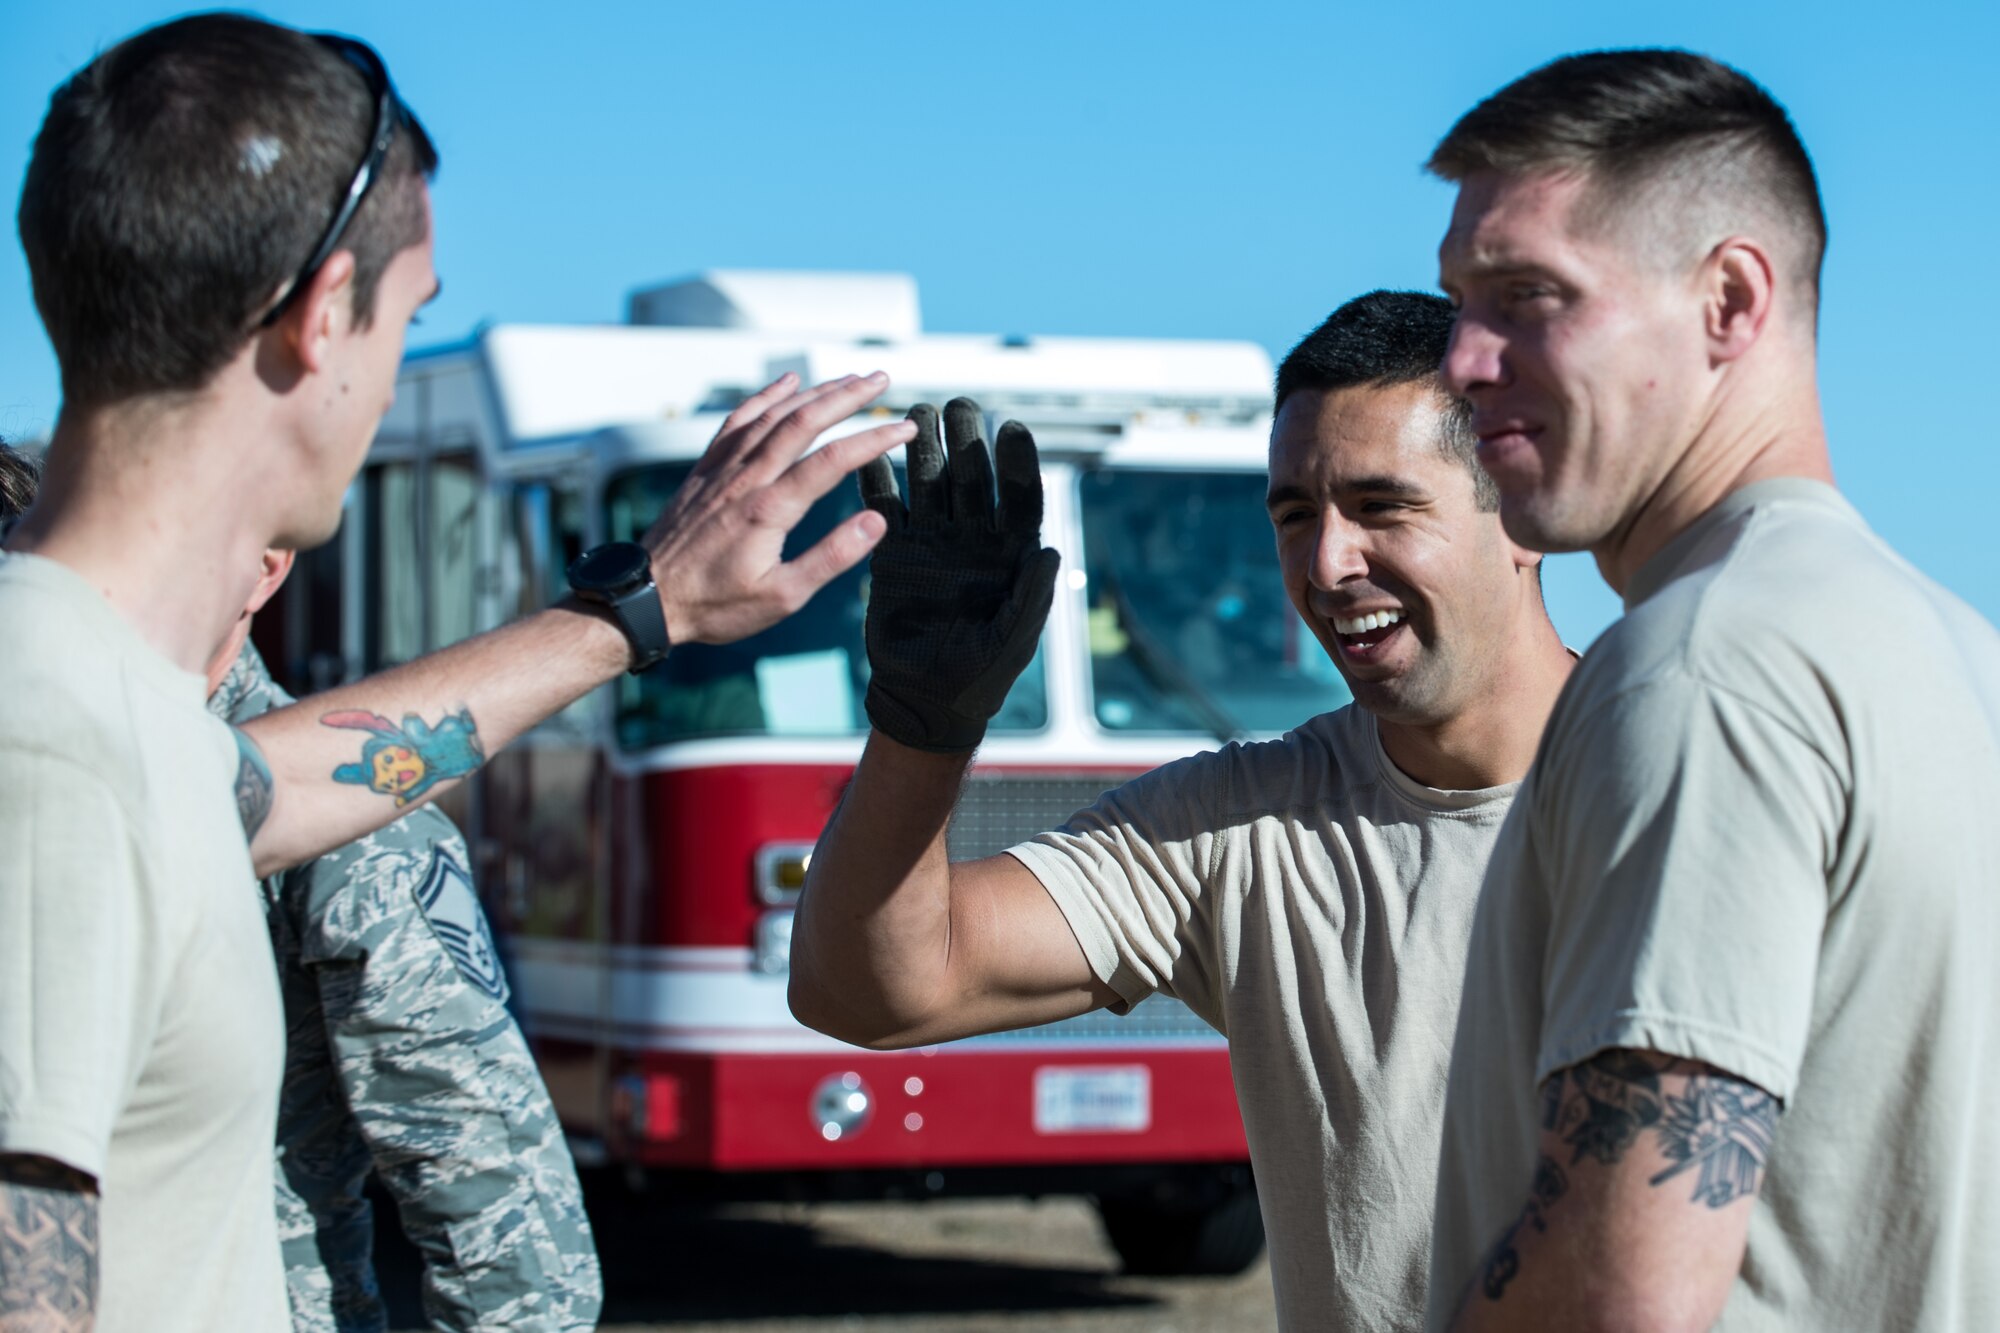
top-left (381, 1195), bottom-right (1278, 1332)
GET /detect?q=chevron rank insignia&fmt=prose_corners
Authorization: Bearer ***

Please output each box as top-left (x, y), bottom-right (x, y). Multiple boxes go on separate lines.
top-left (415, 849), bottom-right (509, 1003)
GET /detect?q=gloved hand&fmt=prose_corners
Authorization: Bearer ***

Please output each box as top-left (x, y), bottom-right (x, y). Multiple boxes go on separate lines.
top-left (859, 397), bottom-right (1061, 752)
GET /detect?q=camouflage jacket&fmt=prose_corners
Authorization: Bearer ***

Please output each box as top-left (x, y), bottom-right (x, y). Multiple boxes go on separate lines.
top-left (211, 643), bottom-right (601, 1333)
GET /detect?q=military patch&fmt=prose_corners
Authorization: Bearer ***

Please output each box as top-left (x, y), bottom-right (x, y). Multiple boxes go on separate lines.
top-left (414, 850), bottom-right (509, 1002)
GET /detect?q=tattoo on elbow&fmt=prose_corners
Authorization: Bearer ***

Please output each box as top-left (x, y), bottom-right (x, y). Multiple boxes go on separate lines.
top-left (1552, 1049), bottom-right (1778, 1208)
top-left (232, 727), bottom-right (274, 840)
top-left (321, 706), bottom-right (485, 807)
top-left (0, 1157), bottom-right (99, 1327)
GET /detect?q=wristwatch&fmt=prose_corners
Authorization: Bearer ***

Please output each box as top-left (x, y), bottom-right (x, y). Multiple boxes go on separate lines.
top-left (566, 541), bottom-right (671, 673)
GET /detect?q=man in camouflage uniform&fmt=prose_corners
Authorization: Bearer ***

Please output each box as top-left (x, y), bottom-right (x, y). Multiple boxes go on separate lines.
top-left (207, 625), bottom-right (602, 1332)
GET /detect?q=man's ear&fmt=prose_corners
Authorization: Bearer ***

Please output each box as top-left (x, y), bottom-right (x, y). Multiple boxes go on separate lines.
top-left (244, 548), bottom-right (297, 617)
top-left (280, 250), bottom-right (358, 377)
top-left (1703, 236), bottom-right (1777, 365)
top-left (1509, 538), bottom-right (1546, 575)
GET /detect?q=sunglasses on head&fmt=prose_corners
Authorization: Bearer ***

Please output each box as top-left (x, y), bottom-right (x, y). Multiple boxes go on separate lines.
top-left (258, 33), bottom-right (411, 328)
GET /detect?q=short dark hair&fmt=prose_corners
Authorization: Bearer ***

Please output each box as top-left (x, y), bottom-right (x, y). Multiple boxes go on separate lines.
top-left (0, 441), bottom-right (40, 525)
top-left (1428, 49), bottom-right (1825, 309)
top-left (18, 13), bottom-right (439, 409)
top-left (1274, 290), bottom-right (1497, 511)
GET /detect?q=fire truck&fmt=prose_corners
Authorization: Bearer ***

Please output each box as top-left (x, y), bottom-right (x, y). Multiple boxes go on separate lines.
top-left (259, 271), bottom-right (1352, 1274)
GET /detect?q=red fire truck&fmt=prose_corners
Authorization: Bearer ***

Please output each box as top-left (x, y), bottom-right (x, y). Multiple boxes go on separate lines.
top-left (259, 271), bottom-right (1351, 1273)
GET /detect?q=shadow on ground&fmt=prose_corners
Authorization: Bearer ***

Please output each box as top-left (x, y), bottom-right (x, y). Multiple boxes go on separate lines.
top-left (373, 1195), bottom-right (1160, 1325)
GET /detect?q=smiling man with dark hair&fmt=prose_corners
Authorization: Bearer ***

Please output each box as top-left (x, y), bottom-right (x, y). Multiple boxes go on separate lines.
top-left (789, 291), bottom-right (1575, 1331)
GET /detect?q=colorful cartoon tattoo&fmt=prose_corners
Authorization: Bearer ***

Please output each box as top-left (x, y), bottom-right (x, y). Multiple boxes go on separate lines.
top-left (323, 708), bottom-right (485, 806)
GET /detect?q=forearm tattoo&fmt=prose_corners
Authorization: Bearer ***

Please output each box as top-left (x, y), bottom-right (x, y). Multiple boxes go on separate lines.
top-left (322, 707), bottom-right (484, 807)
top-left (0, 1156), bottom-right (99, 1331)
top-left (1472, 1050), bottom-right (1778, 1306)
top-left (1475, 1153), bottom-right (1568, 1302)
top-left (231, 727), bottom-right (274, 840)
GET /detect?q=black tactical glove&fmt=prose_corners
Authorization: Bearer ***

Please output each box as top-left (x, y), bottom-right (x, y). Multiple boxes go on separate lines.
top-left (859, 397), bottom-right (1061, 752)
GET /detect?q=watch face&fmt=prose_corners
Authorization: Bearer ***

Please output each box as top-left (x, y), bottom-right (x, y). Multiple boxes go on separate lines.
top-left (569, 541), bottom-right (650, 594)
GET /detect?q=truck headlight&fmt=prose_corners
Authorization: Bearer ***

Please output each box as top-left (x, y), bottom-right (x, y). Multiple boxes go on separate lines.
top-left (812, 1071), bottom-right (872, 1141)
top-left (754, 842), bottom-right (815, 905)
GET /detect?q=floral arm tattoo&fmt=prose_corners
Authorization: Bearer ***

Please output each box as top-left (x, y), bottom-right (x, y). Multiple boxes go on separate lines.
top-left (1467, 1050), bottom-right (1779, 1314)
top-left (0, 1155), bottom-right (98, 1331)
top-left (321, 707), bottom-right (484, 808)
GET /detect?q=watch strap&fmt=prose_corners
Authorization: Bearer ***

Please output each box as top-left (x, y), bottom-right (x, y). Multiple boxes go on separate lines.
top-left (567, 542), bottom-right (672, 674)
top-left (606, 580), bottom-right (671, 673)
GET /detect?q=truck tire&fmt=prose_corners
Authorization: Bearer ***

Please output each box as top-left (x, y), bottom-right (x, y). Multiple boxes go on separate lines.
top-left (1094, 1184), bottom-right (1265, 1276)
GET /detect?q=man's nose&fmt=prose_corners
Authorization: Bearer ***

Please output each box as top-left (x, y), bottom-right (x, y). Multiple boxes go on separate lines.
top-left (1443, 314), bottom-right (1507, 396)
top-left (1310, 513), bottom-right (1369, 589)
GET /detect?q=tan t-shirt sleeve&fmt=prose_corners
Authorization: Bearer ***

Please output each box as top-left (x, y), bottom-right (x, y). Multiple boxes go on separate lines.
top-left (1533, 674), bottom-right (1842, 1102)
top-left (0, 748), bottom-right (156, 1178)
top-left (1006, 750), bottom-right (1228, 1027)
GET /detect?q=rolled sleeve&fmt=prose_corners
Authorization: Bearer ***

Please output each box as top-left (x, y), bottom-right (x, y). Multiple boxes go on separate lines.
top-left (1004, 750), bottom-right (1226, 1025)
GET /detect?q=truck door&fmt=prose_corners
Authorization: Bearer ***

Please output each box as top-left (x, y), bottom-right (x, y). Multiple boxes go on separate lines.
top-left (478, 472), bottom-right (612, 1142)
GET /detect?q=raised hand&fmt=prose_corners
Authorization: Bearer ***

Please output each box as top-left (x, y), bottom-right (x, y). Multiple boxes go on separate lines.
top-left (858, 397), bottom-right (1060, 752)
top-left (645, 372), bottom-right (917, 646)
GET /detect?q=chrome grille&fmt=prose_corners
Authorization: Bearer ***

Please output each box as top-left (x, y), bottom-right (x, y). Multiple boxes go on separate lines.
top-left (963, 994), bottom-right (1220, 1045)
top-left (948, 771), bottom-right (1221, 1046)
top-left (945, 772), bottom-right (1129, 860)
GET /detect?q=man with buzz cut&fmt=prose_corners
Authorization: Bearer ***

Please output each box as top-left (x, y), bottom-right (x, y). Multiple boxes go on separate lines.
top-left (1424, 50), bottom-right (2000, 1331)
top-left (0, 13), bottom-right (911, 1330)
top-left (789, 290), bottom-right (1577, 1331)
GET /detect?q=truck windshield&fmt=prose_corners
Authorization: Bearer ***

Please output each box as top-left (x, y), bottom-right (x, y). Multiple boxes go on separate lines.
top-left (604, 462), bottom-right (1048, 749)
top-left (1078, 466), bottom-right (1350, 737)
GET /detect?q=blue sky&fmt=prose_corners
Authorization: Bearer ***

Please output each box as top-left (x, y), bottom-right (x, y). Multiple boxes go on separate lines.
top-left (4, 1), bottom-right (1995, 647)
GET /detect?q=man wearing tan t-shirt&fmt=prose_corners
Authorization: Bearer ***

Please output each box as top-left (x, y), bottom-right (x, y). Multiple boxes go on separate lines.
top-left (1, 15), bottom-right (909, 1329)
top-left (790, 290), bottom-right (1575, 1331)
top-left (1425, 51), bottom-right (2000, 1331)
